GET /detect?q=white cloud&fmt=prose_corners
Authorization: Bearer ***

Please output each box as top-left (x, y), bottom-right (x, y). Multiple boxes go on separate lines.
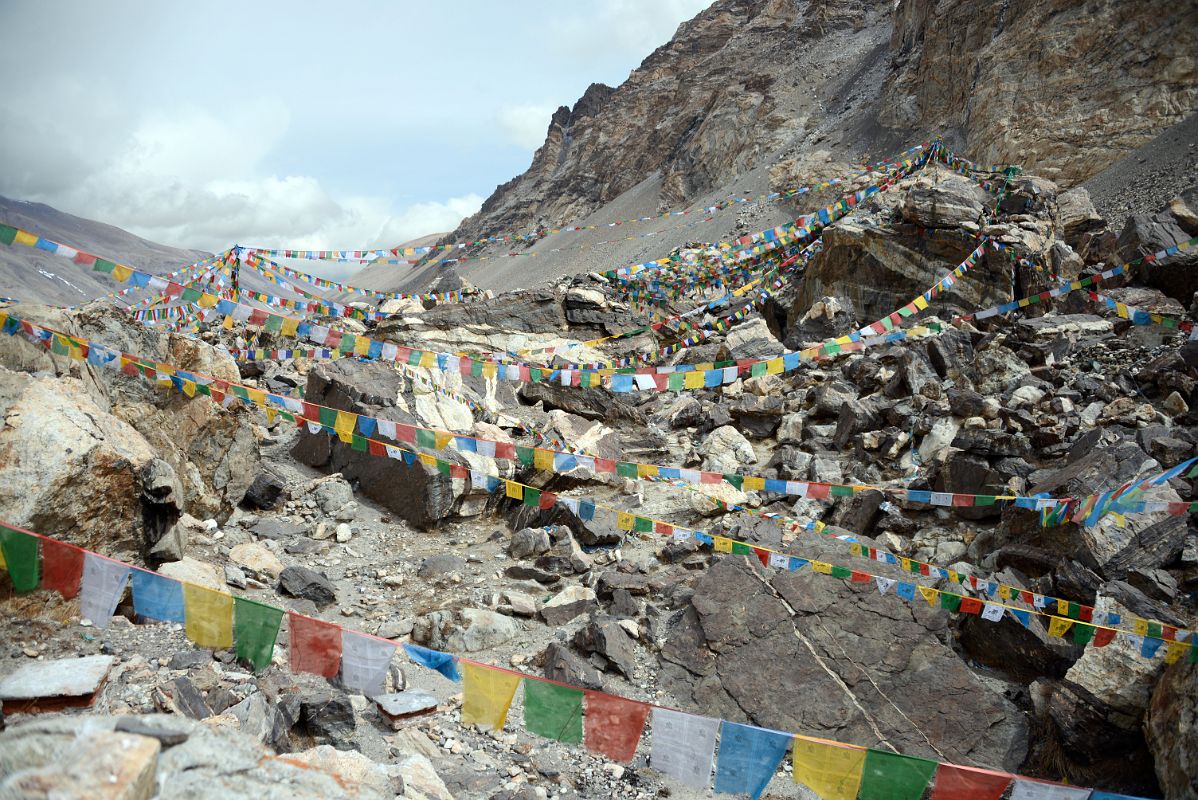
top-left (549, 0), bottom-right (713, 68)
top-left (496, 104), bottom-right (557, 150)
top-left (0, 99), bottom-right (480, 256)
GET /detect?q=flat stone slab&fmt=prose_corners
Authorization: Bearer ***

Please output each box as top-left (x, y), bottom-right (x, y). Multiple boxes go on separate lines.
top-left (375, 691), bottom-right (438, 723)
top-left (0, 655), bottom-right (115, 702)
top-left (251, 519), bottom-right (306, 540)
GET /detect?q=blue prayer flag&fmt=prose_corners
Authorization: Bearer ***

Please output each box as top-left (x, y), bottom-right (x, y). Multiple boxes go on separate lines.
top-left (403, 643), bottom-right (460, 681)
top-left (131, 570), bottom-right (185, 623)
top-left (713, 722), bottom-right (792, 799)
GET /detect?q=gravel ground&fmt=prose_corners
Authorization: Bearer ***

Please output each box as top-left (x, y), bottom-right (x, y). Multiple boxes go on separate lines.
top-left (1083, 110), bottom-right (1198, 221)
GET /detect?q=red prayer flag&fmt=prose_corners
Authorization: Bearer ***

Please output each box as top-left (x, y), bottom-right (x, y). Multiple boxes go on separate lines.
top-left (1093, 628), bottom-right (1117, 648)
top-left (850, 570), bottom-right (871, 583)
top-left (929, 764), bottom-right (1012, 800)
top-left (959, 597), bottom-right (984, 615)
top-left (583, 691), bottom-right (649, 763)
top-left (806, 483), bottom-right (830, 500)
top-left (753, 548), bottom-right (771, 568)
top-left (288, 612), bottom-right (342, 678)
top-left (539, 492), bottom-right (556, 510)
top-left (41, 537), bottom-right (84, 599)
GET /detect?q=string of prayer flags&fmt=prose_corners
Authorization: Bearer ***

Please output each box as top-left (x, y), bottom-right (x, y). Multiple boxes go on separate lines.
top-left (929, 764), bottom-right (1013, 800)
top-left (131, 569), bottom-right (186, 623)
top-left (792, 737), bottom-right (867, 799)
top-left (288, 611), bottom-right (343, 678)
top-left (713, 722), bottom-right (794, 800)
top-left (582, 691), bottom-right (650, 763)
top-left (0, 524), bottom-right (38, 592)
top-left (461, 661), bottom-right (522, 732)
top-left (233, 597), bottom-right (284, 671)
top-left (181, 584), bottom-right (233, 648)
top-left (403, 643), bottom-right (460, 681)
top-left (80, 553), bottom-right (131, 630)
top-left (1010, 779), bottom-right (1094, 800)
top-left (340, 629), bottom-right (396, 696)
top-left (649, 708), bottom-right (720, 788)
top-left (858, 748), bottom-right (939, 800)
top-left (523, 680), bottom-right (584, 744)
top-left (39, 536), bottom-right (84, 599)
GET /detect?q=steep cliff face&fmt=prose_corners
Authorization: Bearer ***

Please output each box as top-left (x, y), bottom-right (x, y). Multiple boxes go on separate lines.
top-left (447, 0), bottom-right (1197, 246)
top-left (452, 0), bottom-right (894, 242)
top-left (880, 0), bottom-right (1198, 185)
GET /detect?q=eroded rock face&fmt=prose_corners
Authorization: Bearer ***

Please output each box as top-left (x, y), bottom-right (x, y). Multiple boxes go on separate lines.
top-left (659, 554), bottom-right (1028, 769)
top-left (1147, 661), bottom-right (1198, 800)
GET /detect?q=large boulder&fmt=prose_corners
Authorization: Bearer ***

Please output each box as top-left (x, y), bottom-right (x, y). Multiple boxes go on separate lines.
top-left (0, 369), bottom-right (159, 553)
top-left (659, 551), bottom-right (1028, 768)
top-left (1147, 660), bottom-right (1198, 800)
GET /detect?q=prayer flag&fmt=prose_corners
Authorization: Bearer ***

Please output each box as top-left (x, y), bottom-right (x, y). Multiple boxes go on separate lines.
top-left (583, 691), bottom-right (649, 763)
top-left (858, 748), bottom-right (938, 799)
top-left (524, 680), bottom-right (584, 744)
top-left (40, 537), bottom-right (84, 598)
top-left (403, 643), bottom-right (460, 681)
top-left (650, 708), bottom-right (719, 788)
top-left (929, 764), bottom-right (1012, 800)
top-left (714, 722), bottom-right (792, 800)
top-left (340, 629), bottom-right (395, 696)
top-left (234, 597), bottom-right (283, 671)
top-left (182, 583), bottom-right (233, 648)
top-left (80, 553), bottom-right (131, 629)
top-left (131, 570), bottom-right (185, 623)
top-left (461, 662), bottom-right (522, 731)
top-left (792, 738), bottom-right (866, 799)
top-left (0, 524), bottom-right (39, 592)
top-left (1010, 779), bottom-right (1092, 800)
top-left (288, 611), bottom-right (342, 678)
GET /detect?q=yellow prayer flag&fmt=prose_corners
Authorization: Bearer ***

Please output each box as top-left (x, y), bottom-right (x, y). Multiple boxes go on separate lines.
top-left (247, 389), bottom-right (266, 408)
top-left (334, 411), bottom-right (357, 440)
top-left (181, 380), bottom-right (196, 398)
top-left (112, 265), bottom-right (132, 283)
top-left (792, 738), bottom-right (865, 799)
top-left (1047, 616), bottom-right (1073, 639)
top-left (14, 230), bottom-right (37, 246)
top-left (812, 561), bottom-right (832, 574)
top-left (743, 476), bottom-right (765, 491)
top-left (1164, 641), bottom-right (1189, 664)
top-left (419, 351), bottom-right (436, 369)
top-left (354, 336), bottom-right (370, 356)
top-left (222, 315), bottom-right (235, 330)
top-left (182, 584), bottom-right (233, 649)
top-left (683, 371), bottom-right (705, 389)
top-left (1134, 619), bottom-right (1149, 636)
top-left (616, 512), bottom-right (635, 531)
top-left (482, 363), bottom-right (497, 379)
top-left (918, 586), bottom-right (938, 606)
top-left (849, 543), bottom-right (863, 557)
top-left (766, 358), bottom-right (783, 375)
top-left (281, 317), bottom-right (299, 336)
top-left (505, 481), bottom-right (523, 500)
top-left (197, 292), bottom-right (217, 309)
top-left (713, 536), bottom-right (733, 553)
top-left (637, 463), bottom-right (659, 479)
top-left (418, 453), bottom-right (436, 468)
top-left (1056, 599), bottom-right (1069, 615)
top-left (0, 544), bottom-right (6, 569)
top-left (913, 295), bottom-right (929, 311)
top-left (461, 662), bottom-right (522, 732)
top-left (899, 558), bottom-right (912, 571)
top-left (435, 432), bottom-right (453, 451)
top-left (533, 448), bottom-right (554, 470)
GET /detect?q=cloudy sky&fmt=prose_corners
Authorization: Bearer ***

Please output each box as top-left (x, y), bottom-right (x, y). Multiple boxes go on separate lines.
top-left (0, 1), bottom-right (711, 254)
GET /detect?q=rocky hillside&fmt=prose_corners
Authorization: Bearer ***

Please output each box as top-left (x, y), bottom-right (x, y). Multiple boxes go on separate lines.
top-left (372, 0), bottom-right (1195, 296)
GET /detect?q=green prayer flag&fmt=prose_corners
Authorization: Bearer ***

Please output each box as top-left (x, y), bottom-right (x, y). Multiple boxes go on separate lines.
top-left (830, 485), bottom-right (854, 498)
top-left (351, 435), bottom-right (367, 453)
top-left (1072, 623), bottom-right (1095, 646)
top-left (1066, 602), bottom-right (1081, 619)
top-left (264, 313), bottom-right (283, 332)
top-left (180, 287), bottom-right (202, 304)
top-left (668, 374), bottom-right (685, 392)
top-left (858, 749), bottom-right (938, 800)
top-left (939, 593), bottom-right (962, 612)
top-left (633, 516), bottom-right (653, 533)
top-left (1148, 622), bottom-right (1163, 639)
top-left (93, 259), bottom-right (116, 274)
top-left (750, 362), bottom-right (767, 377)
top-left (523, 680), bottom-right (583, 744)
top-left (974, 495), bottom-right (997, 507)
top-left (616, 462), bottom-right (638, 479)
top-left (0, 224), bottom-right (17, 245)
top-left (234, 597), bottom-right (283, 671)
top-left (339, 335), bottom-right (356, 354)
top-left (0, 524), bottom-right (40, 592)
top-left (830, 565), bottom-right (852, 579)
top-left (724, 474), bottom-right (743, 491)
top-left (523, 488), bottom-right (541, 508)
top-left (318, 406), bottom-right (338, 427)
top-left (416, 428), bottom-right (436, 449)
top-left (731, 541), bottom-right (752, 555)
top-left (436, 460), bottom-right (450, 477)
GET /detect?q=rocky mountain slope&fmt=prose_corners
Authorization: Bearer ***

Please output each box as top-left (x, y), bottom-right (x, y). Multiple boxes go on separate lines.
top-left (363, 0), bottom-right (1195, 296)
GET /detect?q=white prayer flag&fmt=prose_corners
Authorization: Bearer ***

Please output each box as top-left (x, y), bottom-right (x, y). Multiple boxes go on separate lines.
top-left (768, 553), bottom-right (790, 569)
top-left (1010, 779), bottom-right (1091, 800)
top-left (376, 420), bottom-right (397, 440)
top-left (875, 577), bottom-right (896, 595)
top-left (340, 630), bottom-right (395, 697)
top-left (80, 553), bottom-right (131, 629)
top-left (981, 603), bottom-right (1005, 622)
top-left (650, 708), bottom-right (720, 789)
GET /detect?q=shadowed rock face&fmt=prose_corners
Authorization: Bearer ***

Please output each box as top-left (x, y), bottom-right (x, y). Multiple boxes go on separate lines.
top-left (660, 553), bottom-right (1030, 770)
